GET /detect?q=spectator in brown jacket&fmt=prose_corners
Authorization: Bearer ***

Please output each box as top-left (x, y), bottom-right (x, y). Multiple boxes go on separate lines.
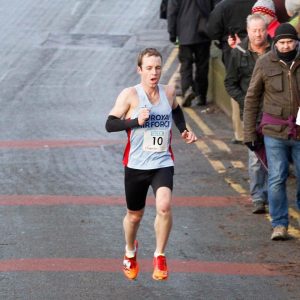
top-left (243, 23), bottom-right (300, 241)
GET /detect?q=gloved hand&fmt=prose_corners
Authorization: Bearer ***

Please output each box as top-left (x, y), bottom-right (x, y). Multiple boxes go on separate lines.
top-left (169, 35), bottom-right (176, 43)
top-left (245, 141), bottom-right (263, 151)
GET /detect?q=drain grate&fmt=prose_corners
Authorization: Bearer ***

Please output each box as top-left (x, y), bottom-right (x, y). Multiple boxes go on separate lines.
top-left (42, 33), bottom-right (130, 48)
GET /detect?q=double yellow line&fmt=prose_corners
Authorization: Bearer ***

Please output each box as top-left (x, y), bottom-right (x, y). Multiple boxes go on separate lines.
top-left (165, 48), bottom-right (247, 195)
top-left (164, 47), bottom-right (300, 238)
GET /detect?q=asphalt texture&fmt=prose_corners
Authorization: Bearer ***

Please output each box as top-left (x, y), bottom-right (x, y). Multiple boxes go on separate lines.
top-left (0, 1), bottom-right (300, 299)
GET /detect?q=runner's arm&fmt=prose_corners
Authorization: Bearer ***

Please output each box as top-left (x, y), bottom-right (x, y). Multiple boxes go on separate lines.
top-left (172, 102), bottom-right (197, 143)
top-left (166, 84), bottom-right (197, 143)
top-left (172, 104), bottom-right (188, 133)
top-left (105, 88), bottom-right (138, 132)
top-left (166, 84), bottom-right (188, 133)
top-left (105, 87), bottom-right (149, 132)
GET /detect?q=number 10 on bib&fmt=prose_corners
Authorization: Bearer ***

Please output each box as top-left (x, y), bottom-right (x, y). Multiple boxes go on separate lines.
top-left (142, 130), bottom-right (170, 152)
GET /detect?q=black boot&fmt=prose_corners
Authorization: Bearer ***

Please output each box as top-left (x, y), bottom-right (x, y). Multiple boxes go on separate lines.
top-left (197, 96), bottom-right (207, 106)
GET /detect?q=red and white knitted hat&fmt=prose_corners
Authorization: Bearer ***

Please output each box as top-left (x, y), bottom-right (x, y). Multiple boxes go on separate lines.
top-left (252, 0), bottom-right (276, 18)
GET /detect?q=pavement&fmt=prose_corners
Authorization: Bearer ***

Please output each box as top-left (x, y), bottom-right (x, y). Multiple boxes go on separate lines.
top-left (0, 1), bottom-right (300, 299)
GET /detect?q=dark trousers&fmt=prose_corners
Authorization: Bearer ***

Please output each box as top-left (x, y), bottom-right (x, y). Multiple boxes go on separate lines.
top-left (178, 42), bottom-right (211, 99)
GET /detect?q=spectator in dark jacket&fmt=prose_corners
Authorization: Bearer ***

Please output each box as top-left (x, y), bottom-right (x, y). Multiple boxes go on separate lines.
top-left (167, 0), bottom-right (213, 106)
top-left (207, 0), bottom-right (256, 145)
top-left (224, 14), bottom-right (271, 214)
top-left (160, 0), bottom-right (168, 19)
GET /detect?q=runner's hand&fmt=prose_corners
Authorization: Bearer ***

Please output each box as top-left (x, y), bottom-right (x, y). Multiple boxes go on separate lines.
top-left (181, 130), bottom-right (197, 144)
top-left (138, 108), bottom-right (150, 125)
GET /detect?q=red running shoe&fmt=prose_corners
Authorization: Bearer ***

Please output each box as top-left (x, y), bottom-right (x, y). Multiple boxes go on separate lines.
top-left (152, 255), bottom-right (168, 280)
top-left (123, 240), bottom-right (139, 280)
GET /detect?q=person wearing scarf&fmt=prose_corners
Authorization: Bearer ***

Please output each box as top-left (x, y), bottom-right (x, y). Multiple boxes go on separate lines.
top-left (244, 23), bottom-right (300, 241)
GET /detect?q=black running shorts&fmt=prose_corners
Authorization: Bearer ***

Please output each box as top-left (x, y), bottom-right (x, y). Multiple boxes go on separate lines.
top-left (124, 166), bottom-right (174, 211)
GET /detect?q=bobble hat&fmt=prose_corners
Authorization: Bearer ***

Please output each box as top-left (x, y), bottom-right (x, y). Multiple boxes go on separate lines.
top-left (252, 0), bottom-right (276, 18)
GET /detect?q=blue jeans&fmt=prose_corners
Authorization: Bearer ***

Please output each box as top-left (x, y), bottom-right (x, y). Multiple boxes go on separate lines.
top-left (248, 150), bottom-right (268, 204)
top-left (264, 136), bottom-right (300, 228)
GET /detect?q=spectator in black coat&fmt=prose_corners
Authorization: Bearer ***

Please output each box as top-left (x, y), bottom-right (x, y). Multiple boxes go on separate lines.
top-left (207, 0), bottom-right (257, 69)
top-left (207, 0), bottom-right (256, 144)
top-left (167, 0), bottom-right (214, 106)
top-left (160, 0), bottom-right (168, 19)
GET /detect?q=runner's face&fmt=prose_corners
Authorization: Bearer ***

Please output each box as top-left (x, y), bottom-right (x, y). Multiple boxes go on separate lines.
top-left (138, 55), bottom-right (162, 87)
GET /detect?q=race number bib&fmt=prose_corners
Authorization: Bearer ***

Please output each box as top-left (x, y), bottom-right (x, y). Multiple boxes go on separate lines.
top-left (143, 130), bottom-right (169, 152)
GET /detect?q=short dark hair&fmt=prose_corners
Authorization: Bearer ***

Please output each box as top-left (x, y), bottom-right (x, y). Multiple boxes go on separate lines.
top-left (137, 48), bottom-right (162, 68)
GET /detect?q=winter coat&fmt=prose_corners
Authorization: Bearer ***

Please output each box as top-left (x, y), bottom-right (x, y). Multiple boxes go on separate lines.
top-left (224, 37), bottom-right (271, 119)
top-left (167, 0), bottom-right (213, 45)
top-left (206, 0), bottom-right (256, 67)
top-left (207, 0), bottom-right (256, 44)
top-left (160, 0), bottom-right (168, 19)
top-left (243, 43), bottom-right (300, 142)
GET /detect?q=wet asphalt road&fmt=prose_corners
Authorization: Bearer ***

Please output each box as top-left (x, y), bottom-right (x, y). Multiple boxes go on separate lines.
top-left (0, 1), bottom-right (300, 299)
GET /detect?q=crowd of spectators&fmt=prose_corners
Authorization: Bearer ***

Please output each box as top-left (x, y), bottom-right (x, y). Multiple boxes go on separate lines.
top-left (162, 0), bottom-right (300, 241)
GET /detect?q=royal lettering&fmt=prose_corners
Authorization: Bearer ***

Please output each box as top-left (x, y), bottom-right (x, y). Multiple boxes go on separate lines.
top-left (141, 114), bottom-right (170, 128)
top-left (150, 114), bottom-right (170, 121)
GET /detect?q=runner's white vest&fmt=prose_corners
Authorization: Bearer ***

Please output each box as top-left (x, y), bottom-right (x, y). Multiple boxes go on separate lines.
top-left (123, 84), bottom-right (174, 170)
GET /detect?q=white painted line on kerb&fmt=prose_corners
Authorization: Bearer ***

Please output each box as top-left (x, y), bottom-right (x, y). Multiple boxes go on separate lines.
top-left (85, 71), bottom-right (99, 87)
top-left (0, 70), bottom-right (10, 82)
top-left (71, 1), bottom-right (81, 15)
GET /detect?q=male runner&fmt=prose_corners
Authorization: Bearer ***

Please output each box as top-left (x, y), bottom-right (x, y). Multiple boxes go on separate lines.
top-left (105, 48), bottom-right (197, 280)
